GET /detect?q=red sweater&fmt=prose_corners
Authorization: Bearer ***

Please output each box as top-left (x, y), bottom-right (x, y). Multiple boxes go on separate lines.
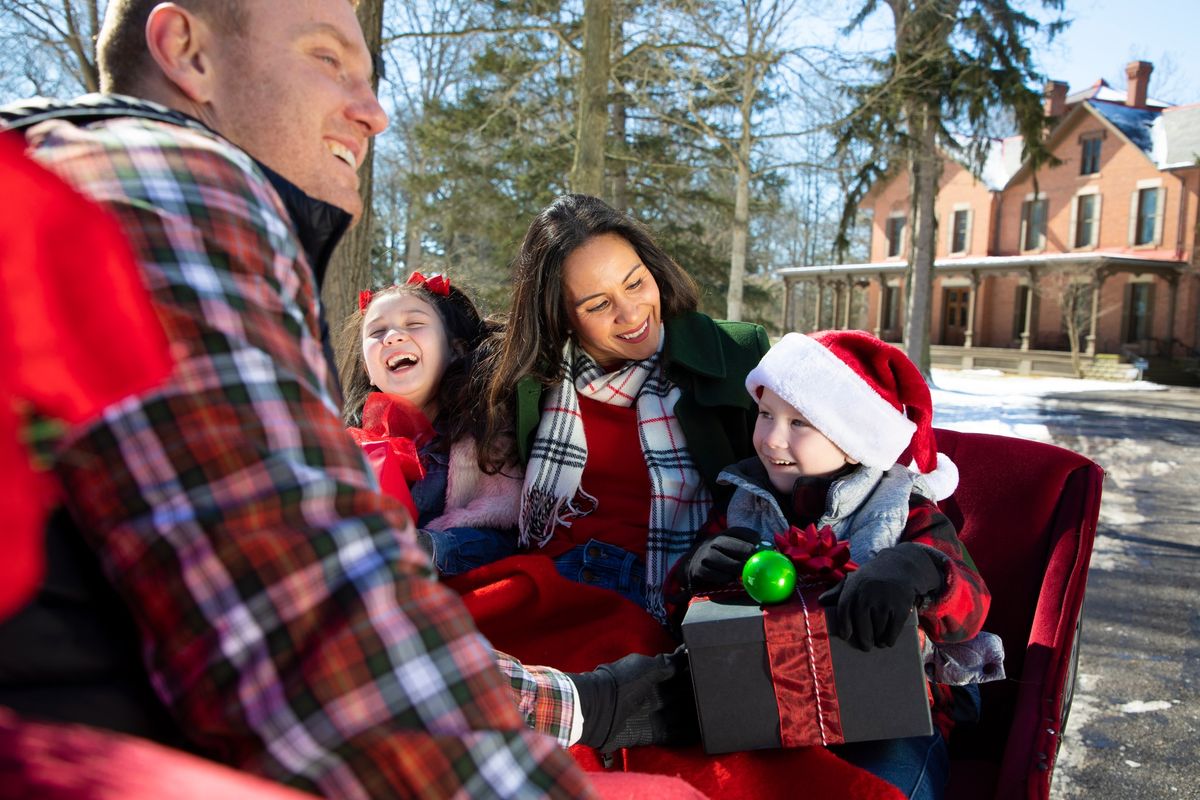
top-left (541, 396), bottom-right (652, 559)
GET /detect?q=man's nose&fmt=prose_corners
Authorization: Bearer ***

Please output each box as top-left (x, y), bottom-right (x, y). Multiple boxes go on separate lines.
top-left (348, 80), bottom-right (389, 138)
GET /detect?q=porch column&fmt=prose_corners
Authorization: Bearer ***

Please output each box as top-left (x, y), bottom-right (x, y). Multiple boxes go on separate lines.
top-left (1085, 270), bottom-right (1108, 356)
top-left (813, 277), bottom-right (824, 329)
top-left (964, 270), bottom-right (980, 349)
top-left (842, 280), bottom-right (853, 328)
top-left (873, 273), bottom-right (886, 338)
top-left (1165, 274), bottom-right (1179, 357)
top-left (1020, 267), bottom-right (1037, 351)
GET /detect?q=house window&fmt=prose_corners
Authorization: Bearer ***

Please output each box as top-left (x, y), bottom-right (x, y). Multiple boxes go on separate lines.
top-left (951, 208), bottom-right (970, 254)
top-left (1013, 285), bottom-right (1031, 340)
top-left (881, 285), bottom-right (900, 331)
top-left (1074, 193), bottom-right (1099, 248)
top-left (1124, 283), bottom-right (1153, 343)
top-left (1080, 137), bottom-right (1102, 175)
top-left (1134, 187), bottom-right (1161, 246)
top-left (1021, 198), bottom-right (1047, 251)
top-left (886, 216), bottom-right (906, 258)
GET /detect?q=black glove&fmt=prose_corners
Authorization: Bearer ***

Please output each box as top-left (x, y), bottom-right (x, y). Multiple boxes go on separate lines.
top-left (566, 645), bottom-right (698, 753)
top-left (678, 527), bottom-right (762, 593)
top-left (819, 542), bottom-right (944, 651)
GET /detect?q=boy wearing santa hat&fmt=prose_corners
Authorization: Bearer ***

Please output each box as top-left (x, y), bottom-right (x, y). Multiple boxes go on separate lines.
top-left (674, 330), bottom-right (1002, 800)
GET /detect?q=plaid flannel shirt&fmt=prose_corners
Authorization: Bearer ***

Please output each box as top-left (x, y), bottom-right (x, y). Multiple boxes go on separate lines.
top-left (22, 111), bottom-right (591, 799)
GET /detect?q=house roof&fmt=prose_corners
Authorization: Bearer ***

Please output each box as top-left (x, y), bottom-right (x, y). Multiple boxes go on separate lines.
top-left (1065, 79), bottom-right (1170, 109)
top-left (1089, 100), bottom-right (1158, 152)
top-left (1155, 104), bottom-right (1200, 169)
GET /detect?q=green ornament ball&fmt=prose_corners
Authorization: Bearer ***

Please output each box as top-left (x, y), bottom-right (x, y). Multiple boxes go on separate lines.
top-left (741, 550), bottom-right (797, 605)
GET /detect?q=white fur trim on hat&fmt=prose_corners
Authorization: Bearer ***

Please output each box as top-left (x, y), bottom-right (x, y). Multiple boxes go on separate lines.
top-left (745, 332), bottom-right (916, 470)
top-left (912, 451), bottom-right (959, 501)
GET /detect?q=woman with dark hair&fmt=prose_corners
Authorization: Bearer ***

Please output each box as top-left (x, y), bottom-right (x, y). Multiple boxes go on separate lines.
top-left (478, 194), bottom-right (770, 623)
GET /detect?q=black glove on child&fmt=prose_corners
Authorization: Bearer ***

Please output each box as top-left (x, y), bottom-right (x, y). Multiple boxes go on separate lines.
top-left (566, 645), bottom-right (699, 753)
top-left (818, 542), bottom-right (945, 651)
top-left (679, 527), bottom-right (761, 593)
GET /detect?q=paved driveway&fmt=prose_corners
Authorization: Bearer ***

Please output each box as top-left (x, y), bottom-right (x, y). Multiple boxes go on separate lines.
top-left (1039, 386), bottom-right (1200, 799)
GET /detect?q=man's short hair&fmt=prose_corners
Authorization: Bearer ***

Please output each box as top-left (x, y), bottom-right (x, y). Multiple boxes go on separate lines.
top-left (97, 0), bottom-right (246, 95)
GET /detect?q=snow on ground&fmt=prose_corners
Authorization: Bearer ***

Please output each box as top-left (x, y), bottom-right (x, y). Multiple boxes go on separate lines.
top-left (925, 369), bottom-right (1180, 799)
top-left (929, 368), bottom-right (1164, 575)
top-left (930, 368), bottom-right (1164, 441)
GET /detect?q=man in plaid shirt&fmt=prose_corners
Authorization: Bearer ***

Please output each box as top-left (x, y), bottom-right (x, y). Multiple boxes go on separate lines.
top-left (0, 1), bottom-right (692, 797)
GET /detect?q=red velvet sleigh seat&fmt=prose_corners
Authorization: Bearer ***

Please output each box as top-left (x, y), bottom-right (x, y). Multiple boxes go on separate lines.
top-left (933, 429), bottom-right (1103, 800)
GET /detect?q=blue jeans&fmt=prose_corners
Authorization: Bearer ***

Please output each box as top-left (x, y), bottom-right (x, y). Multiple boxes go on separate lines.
top-left (831, 731), bottom-right (949, 800)
top-left (830, 684), bottom-right (979, 800)
top-left (553, 539), bottom-right (647, 610)
top-left (425, 526), bottom-right (518, 576)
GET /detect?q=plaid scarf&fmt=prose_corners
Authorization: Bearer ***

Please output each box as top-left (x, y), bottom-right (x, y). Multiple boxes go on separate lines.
top-left (520, 336), bottom-right (712, 622)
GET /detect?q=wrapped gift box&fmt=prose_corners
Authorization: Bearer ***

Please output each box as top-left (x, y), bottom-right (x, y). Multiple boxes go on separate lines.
top-left (681, 590), bottom-right (932, 754)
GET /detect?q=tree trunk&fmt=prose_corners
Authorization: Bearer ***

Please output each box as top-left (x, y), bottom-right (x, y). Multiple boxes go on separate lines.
top-left (570, 0), bottom-right (612, 197)
top-left (321, 0), bottom-right (385, 326)
top-left (903, 102), bottom-right (940, 377)
top-left (607, 6), bottom-right (628, 211)
top-left (726, 111), bottom-right (753, 321)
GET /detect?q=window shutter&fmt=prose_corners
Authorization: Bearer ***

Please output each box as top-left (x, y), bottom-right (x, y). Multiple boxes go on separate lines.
top-left (1093, 194), bottom-right (1103, 247)
top-left (965, 209), bottom-right (974, 253)
top-left (1128, 191), bottom-right (1139, 245)
top-left (1154, 187), bottom-right (1166, 246)
top-left (1069, 197), bottom-right (1079, 249)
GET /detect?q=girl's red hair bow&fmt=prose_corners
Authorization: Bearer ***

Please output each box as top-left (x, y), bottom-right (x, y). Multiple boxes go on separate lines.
top-left (406, 271), bottom-right (450, 297)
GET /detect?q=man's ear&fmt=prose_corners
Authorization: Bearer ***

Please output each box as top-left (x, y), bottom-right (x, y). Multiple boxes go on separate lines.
top-left (144, 3), bottom-right (216, 104)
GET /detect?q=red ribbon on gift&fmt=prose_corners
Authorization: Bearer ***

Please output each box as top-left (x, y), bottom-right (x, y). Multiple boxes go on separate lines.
top-left (774, 523), bottom-right (859, 583)
top-left (763, 586), bottom-right (846, 747)
top-left (346, 393), bottom-right (433, 521)
top-left (761, 524), bottom-right (857, 747)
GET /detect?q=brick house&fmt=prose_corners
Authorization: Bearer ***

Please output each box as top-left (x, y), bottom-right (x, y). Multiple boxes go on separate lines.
top-left (779, 61), bottom-right (1200, 380)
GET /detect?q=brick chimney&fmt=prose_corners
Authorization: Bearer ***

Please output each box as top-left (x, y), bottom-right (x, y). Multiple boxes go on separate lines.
top-left (1044, 80), bottom-right (1068, 118)
top-left (1125, 60), bottom-right (1153, 108)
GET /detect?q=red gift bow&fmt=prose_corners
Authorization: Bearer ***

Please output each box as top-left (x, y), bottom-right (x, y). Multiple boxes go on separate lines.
top-left (406, 270), bottom-right (450, 297)
top-left (773, 523), bottom-right (859, 583)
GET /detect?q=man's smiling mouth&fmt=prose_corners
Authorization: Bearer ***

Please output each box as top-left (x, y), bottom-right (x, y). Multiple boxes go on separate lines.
top-left (326, 140), bottom-right (357, 168)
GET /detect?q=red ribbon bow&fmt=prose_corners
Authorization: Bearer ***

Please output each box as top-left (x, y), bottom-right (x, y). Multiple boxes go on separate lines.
top-left (406, 271), bottom-right (450, 297)
top-left (773, 523), bottom-right (858, 583)
top-left (358, 289), bottom-right (374, 312)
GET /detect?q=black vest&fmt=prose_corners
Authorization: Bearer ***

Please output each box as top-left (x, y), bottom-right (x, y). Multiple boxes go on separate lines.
top-left (0, 95), bottom-right (350, 742)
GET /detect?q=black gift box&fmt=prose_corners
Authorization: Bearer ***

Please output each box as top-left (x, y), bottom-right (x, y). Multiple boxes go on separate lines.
top-left (681, 591), bottom-right (932, 754)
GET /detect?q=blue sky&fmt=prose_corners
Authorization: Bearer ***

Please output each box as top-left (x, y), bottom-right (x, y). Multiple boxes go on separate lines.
top-left (1030, 0), bottom-right (1199, 105)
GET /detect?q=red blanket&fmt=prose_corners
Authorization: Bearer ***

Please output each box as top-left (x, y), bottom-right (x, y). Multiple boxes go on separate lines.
top-left (448, 555), bottom-right (904, 800)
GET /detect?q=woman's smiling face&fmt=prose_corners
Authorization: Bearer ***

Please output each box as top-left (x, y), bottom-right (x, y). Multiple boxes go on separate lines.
top-left (561, 233), bottom-right (662, 370)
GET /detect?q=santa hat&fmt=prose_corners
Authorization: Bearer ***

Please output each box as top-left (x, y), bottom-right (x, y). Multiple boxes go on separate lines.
top-left (745, 330), bottom-right (959, 500)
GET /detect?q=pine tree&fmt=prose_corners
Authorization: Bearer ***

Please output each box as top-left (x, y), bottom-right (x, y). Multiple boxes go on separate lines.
top-left (835, 0), bottom-right (1064, 375)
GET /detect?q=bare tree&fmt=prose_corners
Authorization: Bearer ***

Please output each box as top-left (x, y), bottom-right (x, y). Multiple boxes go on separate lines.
top-left (0, 0), bottom-right (104, 97)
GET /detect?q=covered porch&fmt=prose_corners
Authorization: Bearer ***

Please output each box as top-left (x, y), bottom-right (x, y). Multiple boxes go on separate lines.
top-left (777, 252), bottom-right (1191, 378)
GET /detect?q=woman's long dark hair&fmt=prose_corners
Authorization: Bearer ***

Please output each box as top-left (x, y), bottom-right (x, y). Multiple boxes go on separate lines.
top-left (337, 280), bottom-right (491, 453)
top-left (477, 194), bottom-right (700, 470)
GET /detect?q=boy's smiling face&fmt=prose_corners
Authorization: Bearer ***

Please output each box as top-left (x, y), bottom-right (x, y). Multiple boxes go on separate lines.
top-left (752, 387), bottom-right (856, 493)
